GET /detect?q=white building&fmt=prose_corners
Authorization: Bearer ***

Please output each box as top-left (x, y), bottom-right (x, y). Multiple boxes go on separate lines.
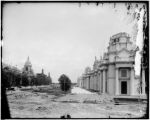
top-left (78, 32), bottom-right (145, 96)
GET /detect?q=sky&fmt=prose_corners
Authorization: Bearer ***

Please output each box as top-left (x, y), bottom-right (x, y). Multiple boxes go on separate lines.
top-left (2, 3), bottom-right (136, 83)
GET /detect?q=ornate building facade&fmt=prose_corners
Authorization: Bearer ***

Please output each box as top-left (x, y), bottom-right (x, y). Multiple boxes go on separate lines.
top-left (78, 32), bottom-right (145, 96)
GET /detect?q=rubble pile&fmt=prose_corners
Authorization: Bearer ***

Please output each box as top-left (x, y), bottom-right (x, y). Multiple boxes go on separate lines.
top-left (7, 91), bottom-right (36, 100)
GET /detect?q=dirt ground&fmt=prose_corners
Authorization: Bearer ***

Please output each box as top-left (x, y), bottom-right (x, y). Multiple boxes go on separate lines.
top-left (6, 85), bottom-right (147, 118)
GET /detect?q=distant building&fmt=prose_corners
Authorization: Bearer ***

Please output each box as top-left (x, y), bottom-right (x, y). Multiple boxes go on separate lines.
top-left (36, 69), bottom-right (52, 85)
top-left (22, 56), bottom-right (34, 75)
top-left (78, 32), bottom-right (145, 96)
top-left (22, 56), bottom-right (34, 84)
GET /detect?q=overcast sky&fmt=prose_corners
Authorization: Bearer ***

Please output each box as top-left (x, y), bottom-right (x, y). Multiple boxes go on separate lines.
top-left (3, 3), bottom-right (135, 83)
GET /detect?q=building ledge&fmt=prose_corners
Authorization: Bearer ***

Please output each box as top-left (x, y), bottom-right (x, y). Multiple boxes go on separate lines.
top-left (114, 95), bottom-right (147, 100)
top-left (114, 95), bottom-right (147, 104)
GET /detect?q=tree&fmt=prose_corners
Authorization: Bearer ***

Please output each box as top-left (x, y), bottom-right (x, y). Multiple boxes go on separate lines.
top-left (21, 73), bottom-right (29, 86)
top-left (2, 67), bottom-right (11, 88)
top-left (58, 74), bottom-right (72, 92)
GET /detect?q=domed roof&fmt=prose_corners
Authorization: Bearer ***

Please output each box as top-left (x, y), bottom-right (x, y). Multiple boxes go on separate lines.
top-left (25, 56), bottom-right (32, 66)
top-left (85, 66), bottom-right (91, 74)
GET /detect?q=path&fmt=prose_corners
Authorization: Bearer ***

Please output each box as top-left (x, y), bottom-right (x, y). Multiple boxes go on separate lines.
top-left (71, 87), bottom-right (95, 94)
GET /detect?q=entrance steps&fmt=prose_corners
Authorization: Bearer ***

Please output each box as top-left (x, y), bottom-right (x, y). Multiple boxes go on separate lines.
top-left (114, 95), bottom-right (147, 104)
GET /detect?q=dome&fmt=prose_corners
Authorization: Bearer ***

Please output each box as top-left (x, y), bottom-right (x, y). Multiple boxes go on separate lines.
top-left (85, 67), bottom-right (91, 74)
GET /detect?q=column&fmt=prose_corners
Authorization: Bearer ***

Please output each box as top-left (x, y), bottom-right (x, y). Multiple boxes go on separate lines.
top-left (90, 75), bottom-right (92, 90)
top-left (96, 73), bottom-right (99, 91)
top-left (86, 77), bottom-right (88, 89)
top-left (99, 72), bottom-right (101, 93)
top-left (83, 79), bottom-right (84, 88)
top-left (95, 74), bottom-right (97, 90)
top-left (88, 76), bottom-right (90, 90)
top-left (90, 76), bottom-right (92, 90)
top-left (85, 77), bottom-right (87, 89)
top-left (115, 68), bottom-right (119, 95)
top-left (93, 75), bottom-right (95, 90)
top-left (94, 74), bottom-right (96, 90)
top-left (85, 78), bottom-right (86, 89)
top-left (96, 74), bottom-right (98, 91)
top-left (89, 76), bottom-right (90, 90)
top-left (82, 79), bottom-right (83, 88)
top-left (103, 70), bottom-right (106, 93)
top-left (87, 77), bottom-right (89, 90)
top-left (142, 68), bottom-right (145, 95)
top-left (97, 73), bottom-right (99, 91)
top-left (101, 70), bottom-right (103, 93)
top-left (130, 68), bottom-right (134, 95)
top-left (92, 75), bottom-right (94, 90)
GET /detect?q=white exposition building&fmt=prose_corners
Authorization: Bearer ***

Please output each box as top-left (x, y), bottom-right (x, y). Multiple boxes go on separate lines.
top-left (77, 32), bottom-right (146, 96)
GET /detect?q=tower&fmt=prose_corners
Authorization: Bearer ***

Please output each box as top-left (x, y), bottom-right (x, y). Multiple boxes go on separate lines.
top-left (48, 72), bottom-right (50, 78)
top-left (42, 69), bottom-right (44, 74)
top-left (22, 56), bottom-right (34, 81)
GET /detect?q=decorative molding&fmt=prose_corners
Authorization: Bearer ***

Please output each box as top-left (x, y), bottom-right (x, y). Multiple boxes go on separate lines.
top-left (116, 48), bottom-right (131, 54)
top-left (108, 77), bottom-right (115, 79)
top-left (119, 77), bottom-right (130, 80)
top-left (115, 63), bottom-right (134, 69)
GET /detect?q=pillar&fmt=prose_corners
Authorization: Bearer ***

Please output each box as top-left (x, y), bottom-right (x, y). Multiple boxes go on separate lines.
top-left (85, 77), bottom-right (87, 89)
top-left (82, 79), bottom-right (84, 88)
top-left (94, 74), bottom-right (96, 90)
top-left (93, 75), bottom-right (94, 90)
top-left (88, 76), bottom-right (90, 90)
top-left (96, 73), bottom-right (99, 91)
top-left (89, 76), bottom-right (91, 89)
top-left (103, 70), bottom-right (106, 93)
top-left (97, 73), bottom-right (99, 91)
top-left (85, 78), bottom-right (86, 89)
top-left (83, 78), bottom-right (85, 88)
top-left (90, 76), bottom-right (92, 90)
top-left (142, 68), bottom-right (146, 95)
top-left (101, 70), bottom-right (103, 93)
top-left (130, 68), bottom-right (134, 95)
top-left (90, 75), bottom-right (92, 90)
top-left (96, 74), bottom-right (98, 91)
top-left (95, 74), bottom-right (97, 90)
top-left (92, 75), bottom-right (94, 90)
top-left (80, 79), bottom-right (82, 88)
top-left (86, 77), bottom-right (88, 89)
top-left (98, 72), bottom-right (101, 92)
top-left (84, 78), bottom-right (86, 89)
top-left (115, 68), bottom-right (119, 95)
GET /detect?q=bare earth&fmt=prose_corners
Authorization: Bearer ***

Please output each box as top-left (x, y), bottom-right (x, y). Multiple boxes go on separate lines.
top-left (7, 86), bottom-right (146, 118)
